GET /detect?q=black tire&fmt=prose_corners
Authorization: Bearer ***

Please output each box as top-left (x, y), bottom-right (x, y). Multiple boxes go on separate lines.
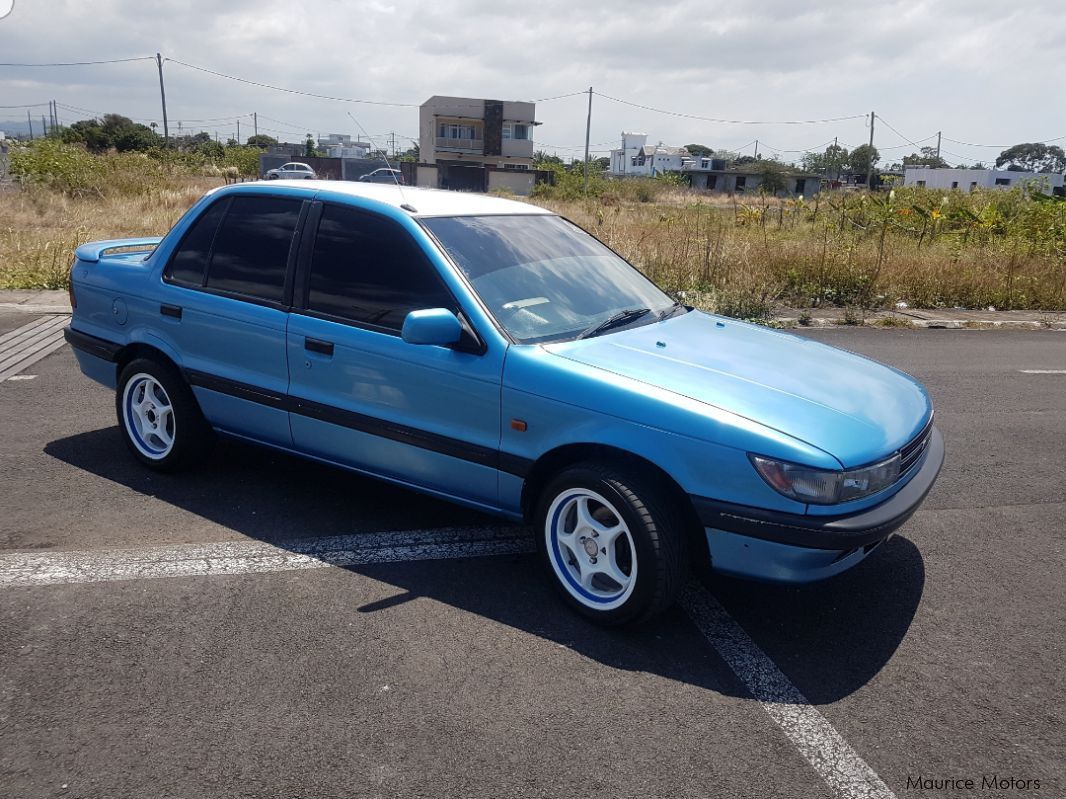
top-left (536, 462), bottom-right (688, 625)
top-left (115, 358), bottom-right (214, 472)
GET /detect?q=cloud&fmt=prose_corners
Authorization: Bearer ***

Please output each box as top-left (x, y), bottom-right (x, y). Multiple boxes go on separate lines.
top-left (1, 0), bottom-right (1064, 162)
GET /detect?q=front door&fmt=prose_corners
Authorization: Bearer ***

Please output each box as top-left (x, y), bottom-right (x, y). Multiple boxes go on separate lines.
top-left (286, 202), bottom-right (504, 509)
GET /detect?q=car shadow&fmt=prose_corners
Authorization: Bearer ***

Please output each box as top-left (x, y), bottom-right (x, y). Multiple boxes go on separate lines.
top-left (45, 427), bottom-right (925, 705)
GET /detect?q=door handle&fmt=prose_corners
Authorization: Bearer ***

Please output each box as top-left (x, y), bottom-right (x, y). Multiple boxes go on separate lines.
top-left (160, 304), bottom-right (182, 320)
top-left (304, 337), bottom-right (334, 356)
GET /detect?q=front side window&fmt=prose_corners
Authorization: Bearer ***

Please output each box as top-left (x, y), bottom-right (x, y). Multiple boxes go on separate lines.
top-left (423, 215), bottom-right (676, 344)
top-left (205, 196), bottom-right (301, 302)
top-left (307, 204), bottom-right (455, 331)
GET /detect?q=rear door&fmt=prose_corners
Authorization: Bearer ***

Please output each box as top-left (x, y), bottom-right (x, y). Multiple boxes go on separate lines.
top-left (160, 193), bottom-right (306, 446)
top-left (285, 202), bottom-right (504, 509)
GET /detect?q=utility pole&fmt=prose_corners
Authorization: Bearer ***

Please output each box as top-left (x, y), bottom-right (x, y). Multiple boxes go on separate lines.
top-left (156, 53), bottom-right (170, 147)
top-left (236, 118), bottom-right (240, 144)
top-left (833, 136), bottom-right (839, 181)
top-left (27, 110), bottom-right (33, 140)
top-left (935, 130), bottom-right (942, 162)
top-left (42, 115), bottom-right (48, 137)
top-left (754, 139), bottom-right (759, 159)
top-left (253, 112), bottom-right (258, 138)
top-left (583, 86), bottom-right (592, 193)
top-left (621, 132), bottom-right (625, 177)
top-left (866, 111), bottom-right (875, 190)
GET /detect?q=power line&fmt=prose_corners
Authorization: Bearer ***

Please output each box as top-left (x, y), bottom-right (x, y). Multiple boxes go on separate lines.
top-left (593, 91), bottom-right (866, 125)
top-left (872, 115), bottom-right (936, 150)
top-left (0, 56), bottom-right (155, 66)
top-left (0, 101), bottom-right (51, 109)
top-left (942, 134), bottom-right (1066, 148)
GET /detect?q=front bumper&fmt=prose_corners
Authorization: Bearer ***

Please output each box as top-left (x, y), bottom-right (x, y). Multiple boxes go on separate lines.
top-left (692, 426), bottom-right (944, 583)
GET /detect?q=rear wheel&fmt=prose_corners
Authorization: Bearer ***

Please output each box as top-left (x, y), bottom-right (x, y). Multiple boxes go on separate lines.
top-left (116, 358), bottom-right (213, 472)
top-left (537, 462), bottom-right (687, 625)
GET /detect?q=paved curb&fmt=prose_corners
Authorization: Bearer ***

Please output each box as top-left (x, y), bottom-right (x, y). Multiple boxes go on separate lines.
top-left (774, 316), bottom-right (1066, 330)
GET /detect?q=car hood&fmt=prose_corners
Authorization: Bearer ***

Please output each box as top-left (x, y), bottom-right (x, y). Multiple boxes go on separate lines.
top-left (544, 311), bottom-right (932, 467)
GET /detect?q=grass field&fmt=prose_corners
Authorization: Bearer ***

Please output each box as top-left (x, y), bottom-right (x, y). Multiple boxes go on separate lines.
top-left (3, 141), bottom-right (1065, 318)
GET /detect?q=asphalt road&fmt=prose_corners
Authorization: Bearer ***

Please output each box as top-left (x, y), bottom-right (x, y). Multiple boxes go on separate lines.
top-left (1, 321), bottom-right (1063, 799)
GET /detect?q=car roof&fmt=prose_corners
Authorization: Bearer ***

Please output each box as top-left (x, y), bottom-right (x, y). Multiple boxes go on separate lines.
top-left (256, 180), bottom-right (553, 218)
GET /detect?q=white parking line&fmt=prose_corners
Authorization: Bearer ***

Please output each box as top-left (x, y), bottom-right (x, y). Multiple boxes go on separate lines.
top-left (1018, 369), bottom-right (1066, 374)
top-left (0, 527), bottom-right (535, 587)
top-left (0, 315), bottom-right (68, 382)
top-left (683, 586), bottom-right (897, 799)
top-left (0, 527), bottom-right (896, 799)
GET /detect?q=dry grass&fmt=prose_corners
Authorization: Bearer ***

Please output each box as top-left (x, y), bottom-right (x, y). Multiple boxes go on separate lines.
top-left (2, 171), bottom-right (1065, 318)
top-left (0, 178), bottom-right (217, 289)
top-left (534, 192), bottom-right (1066, 318)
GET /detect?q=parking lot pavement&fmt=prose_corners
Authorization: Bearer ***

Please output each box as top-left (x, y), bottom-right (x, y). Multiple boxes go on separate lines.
top-left (1, 318), bottom-right (1064, 798)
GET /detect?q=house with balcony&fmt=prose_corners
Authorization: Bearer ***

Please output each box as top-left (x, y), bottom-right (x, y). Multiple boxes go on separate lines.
top-left (417, 95), bottom-right (540, 194)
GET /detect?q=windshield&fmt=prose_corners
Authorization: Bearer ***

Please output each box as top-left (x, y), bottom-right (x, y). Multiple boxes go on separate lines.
top-left (422, 214), bottom-right (677, 343)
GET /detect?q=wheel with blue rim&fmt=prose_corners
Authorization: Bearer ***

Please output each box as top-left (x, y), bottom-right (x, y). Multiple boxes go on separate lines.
top-left (537, 462), bottom-right (687, 625)
top-left (116, 358), bottom-right (213, 472)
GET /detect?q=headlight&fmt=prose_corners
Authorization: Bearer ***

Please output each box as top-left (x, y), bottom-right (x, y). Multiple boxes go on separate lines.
top-left (750, 452), bottom-right (901, 505)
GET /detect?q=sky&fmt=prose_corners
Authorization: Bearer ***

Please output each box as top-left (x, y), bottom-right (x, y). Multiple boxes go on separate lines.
top-left (1, 0), bottom-right (1064, 166)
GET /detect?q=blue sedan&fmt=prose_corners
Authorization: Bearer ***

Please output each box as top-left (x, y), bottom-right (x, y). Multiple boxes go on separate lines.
top-left (65, 181), bottom-right (943, 625)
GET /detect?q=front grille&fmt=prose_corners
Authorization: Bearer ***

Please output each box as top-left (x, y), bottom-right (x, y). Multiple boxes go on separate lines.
top-left (899, 417), bottom-right (934, 475)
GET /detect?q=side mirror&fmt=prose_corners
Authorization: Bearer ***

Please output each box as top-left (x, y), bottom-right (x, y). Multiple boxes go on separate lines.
top-left (401, 308), bottom-right (462, 347)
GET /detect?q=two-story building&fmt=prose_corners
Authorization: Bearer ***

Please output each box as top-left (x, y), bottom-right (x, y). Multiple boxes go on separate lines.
top-left (417, 96), bottom-right (540, 194)
top-left (608, 136), bottom-right (694, 177)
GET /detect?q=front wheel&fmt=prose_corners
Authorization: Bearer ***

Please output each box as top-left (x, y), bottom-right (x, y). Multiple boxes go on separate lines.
top-left (116, 358), bottom-right (213, 472)
top-left (537, 463), bottom-right (687, 625)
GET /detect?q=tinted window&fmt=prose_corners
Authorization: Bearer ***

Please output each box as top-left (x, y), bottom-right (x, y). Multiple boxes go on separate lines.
top-left (166, 199), bottom-right (227, 286)
top-left (307, 204), bottom-right (454, 330)
top-left (206, 196), bottom-right (301, 302)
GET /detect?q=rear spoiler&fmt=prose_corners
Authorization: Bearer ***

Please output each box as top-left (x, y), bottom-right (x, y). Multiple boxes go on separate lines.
top-left (74, 237), bottom-right (164, 264)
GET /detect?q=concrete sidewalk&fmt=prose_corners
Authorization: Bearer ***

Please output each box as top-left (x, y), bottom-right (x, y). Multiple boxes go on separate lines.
top-left (2, 289), bottom-right (1064, 329)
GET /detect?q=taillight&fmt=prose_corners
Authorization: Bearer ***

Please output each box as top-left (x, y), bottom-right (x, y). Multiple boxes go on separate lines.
top-left (67, 262), bottom-right (77, 309)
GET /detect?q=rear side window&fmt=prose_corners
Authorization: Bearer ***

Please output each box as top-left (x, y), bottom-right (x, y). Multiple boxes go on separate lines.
top-left (165, 199), bottom-right (228, 286)
top-left (306, 204), bottom-right (454, 330)
top-left (206, 196), bottom-right (302, 302)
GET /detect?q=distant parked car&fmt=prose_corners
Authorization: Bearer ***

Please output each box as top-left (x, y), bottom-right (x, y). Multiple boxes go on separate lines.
top-left (64, 181), bottom-right (943, 626)
top-left (359, 168), bottom-right (405, 184)
top-left (265, 162), bottom-right (317, 180)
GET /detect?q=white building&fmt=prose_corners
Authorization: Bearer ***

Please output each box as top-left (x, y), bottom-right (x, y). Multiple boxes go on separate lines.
top-left (609, 133), bottom-right (648, 176)
top-left (609, 137), bottom-right (693, 177)
top-left (904, 167), bottom-right (1064, 194)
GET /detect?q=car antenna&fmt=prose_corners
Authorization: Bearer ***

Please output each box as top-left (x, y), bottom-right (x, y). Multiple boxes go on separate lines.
top-left (345, 111), bottom-right (416, 213)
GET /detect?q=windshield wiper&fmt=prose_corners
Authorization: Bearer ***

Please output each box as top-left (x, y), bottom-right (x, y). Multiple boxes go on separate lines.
top-left (578, 307), bottom-right (651, 340)
top-left (657, 300), bottom-right (687, 321)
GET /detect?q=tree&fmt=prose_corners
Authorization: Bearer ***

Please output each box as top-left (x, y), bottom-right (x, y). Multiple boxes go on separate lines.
top-left (995, 142), bottom-right (1066, 173)
top-left (304, 135), bottom-right (316, 158)
top-left (848, 144), bottom-right (881, 177)
top-left (902, 147), bottom-right (948, 169)
top-left (58, 114), bottom-right (159, 152)
top-left (734, 155), bottom-right (757, 166)
top-left (752, 159), bottom-right (790, 194)
top-left (246, 134), bottom-right (278, 148)
top-left (533, 150), bottom-right (563, 166)
top-left (684, 143), bottom-right (713, 157)
top-left (801, 144), bottom-right (848, 177)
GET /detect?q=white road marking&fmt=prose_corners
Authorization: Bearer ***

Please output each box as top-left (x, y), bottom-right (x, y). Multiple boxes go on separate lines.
top-left (0, 527), bottom-right (897, 799)
top-left (682, 586), bottom-right (896, 799)
top-left (6, 374), bottom-right (37, 381)
top-left (0, 527), bottom-right (535, 587)
top-left (0, 315), bottom-right (68, 382)
top-left (1018, 369), bottom-right (1066, 374)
